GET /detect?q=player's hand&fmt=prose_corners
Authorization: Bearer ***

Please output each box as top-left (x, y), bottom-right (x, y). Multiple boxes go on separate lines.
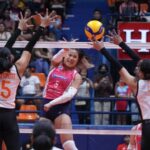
top-left (92, 40), bottom-right (105, 51)
top-left (106, 29), bottom-right (123, 45)
top-left (18, 12), bottom-right (33, 31)
top-left (39, 9), bottom-right (58, 28)
top-left (44, 102), bottom-right (52, 112)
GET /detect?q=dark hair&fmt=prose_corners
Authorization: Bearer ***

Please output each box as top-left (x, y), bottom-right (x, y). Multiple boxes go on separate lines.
top-left (76, 49), bottom-right (85, 64)
top-left (32, 119), bottom-right (56, 150)
top-left (33, 135), bottom-right (53, 150)
top-left (93, 8), bottom-right (102, 14)
top-left (69, 49), bottom-right (85, 65)
top-left (140, 59), bottom-right (150, 80)
top-left (0, 47), bottom-right (13, 73)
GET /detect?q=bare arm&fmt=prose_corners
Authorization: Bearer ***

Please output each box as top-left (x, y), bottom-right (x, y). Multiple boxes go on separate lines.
top-left (15, 51), bottom-right (31, 77)
top-left (119, 67), bottom-right (137, 93)
top-left (51, 48), bottom-right (69, 66)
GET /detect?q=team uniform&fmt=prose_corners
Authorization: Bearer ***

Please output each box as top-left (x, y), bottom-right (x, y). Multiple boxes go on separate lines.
top-left (134, 123), bottom-right (142, 150)
top-left (137, 80), bottom-right (150, 149)
top-left (43, 64), bottom-right (77, 121)
top-left (0, 65), bottom-right (20, 150)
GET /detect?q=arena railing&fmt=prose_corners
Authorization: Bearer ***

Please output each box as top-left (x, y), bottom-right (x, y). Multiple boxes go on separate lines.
top-left (16, 94), bottom-right (140, 125)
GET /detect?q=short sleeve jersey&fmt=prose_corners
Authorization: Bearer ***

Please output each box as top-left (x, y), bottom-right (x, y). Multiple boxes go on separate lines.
top-left (0, 65), bottom-right (20, 108)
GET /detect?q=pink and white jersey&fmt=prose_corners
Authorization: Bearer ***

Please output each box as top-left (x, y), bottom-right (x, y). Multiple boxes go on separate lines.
top-left (43, 65), bottom-right (77, 100)
top-left (137, 80), bottom-right (150, 120)
top-left (134, 123), bottom-right (142, 150)
top-left (0, 65), bottom-right (20, 108)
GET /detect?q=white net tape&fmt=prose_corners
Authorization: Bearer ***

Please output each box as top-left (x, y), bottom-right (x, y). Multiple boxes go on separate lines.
top-left (0, 41), bottom-right (150, 49)
top-left (20, 128), bottom-right (141, 135)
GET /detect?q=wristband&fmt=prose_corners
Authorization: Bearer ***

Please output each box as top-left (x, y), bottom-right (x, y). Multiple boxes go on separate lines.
top-left (24, 26), bottom-right (44, 53)
top-left (5, 28), bottom-right (21, 50)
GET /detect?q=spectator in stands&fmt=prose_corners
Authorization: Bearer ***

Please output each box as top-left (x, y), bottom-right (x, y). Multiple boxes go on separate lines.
top-left (16, 67), bottom-right (42, 110)
top-left (93, 63), bottom-right (113, 125)
top-left (117, 135), bottom-right (130, 150)
top-left (115, 79), bottom-right (132, 125)
top-left (76, 70), bottom-right (93, 124)
top-left (91, 8), bottom-right (103, 22)
top-left (50, 0), bottom-right (66, 21)
top-left (119, 0), bottom-right (138, 21)
top-left (0, 9), bottom-right (15, 33)
top-left (25, 0), bottom-right (44, 14)
top-left (49, 10), bottom-right (62, 40)
top-left (9, 1), bottom-right (22, 23)
top-left (31, 118), bottom-right (62, 150)
top-left (0, 0), bottom-right (8, 17)
top-left (0, 23), bottom-right (11, 41)
top-left (31, 44), bottom-right (53, 76)
top-left (138, 1), bottom-right (150, 22)
top-left (127, 123), bottom-right (142, 150)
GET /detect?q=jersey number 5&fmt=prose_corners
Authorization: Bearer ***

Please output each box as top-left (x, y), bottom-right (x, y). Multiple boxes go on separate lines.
top-left (0, 80), bottom-right (11, 99)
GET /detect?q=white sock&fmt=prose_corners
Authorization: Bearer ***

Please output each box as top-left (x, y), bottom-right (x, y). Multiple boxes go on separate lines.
top-left (63, 140), bottom-right (78, 150)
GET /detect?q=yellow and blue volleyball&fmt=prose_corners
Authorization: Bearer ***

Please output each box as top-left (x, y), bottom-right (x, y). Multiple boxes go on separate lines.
top-left (84, 20), bottom-right (105, 40)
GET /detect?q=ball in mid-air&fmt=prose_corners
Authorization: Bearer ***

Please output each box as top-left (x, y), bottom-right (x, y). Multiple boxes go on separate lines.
top-left (84, 20), bottom-right (105, 40)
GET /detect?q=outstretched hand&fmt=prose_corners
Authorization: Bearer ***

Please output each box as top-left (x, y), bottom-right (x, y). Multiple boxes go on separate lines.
top-left (18, 12), bottom-right (33, 31)
top-left (38, 9), bottom-right (58, 28)
top-left (91, 37), bottom-right (105, 51)
top-left (106, 29), bottom-right (123, 45)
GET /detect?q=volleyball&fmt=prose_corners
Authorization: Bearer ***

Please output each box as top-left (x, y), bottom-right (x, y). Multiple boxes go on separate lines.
top-left (84, 20), bottom-right (105, 40)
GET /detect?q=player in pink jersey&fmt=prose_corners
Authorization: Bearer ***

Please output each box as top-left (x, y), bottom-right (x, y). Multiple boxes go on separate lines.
top-left (128, 123), bottom-right (142, 150)
top-left (43, 48), bottom-right (84, 150)
top-left (0, 10), bottom-right (57, 150)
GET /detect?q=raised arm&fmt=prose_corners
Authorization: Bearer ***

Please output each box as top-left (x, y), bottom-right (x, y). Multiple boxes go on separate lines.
top-left (107, 30), bottom-right (141, 62)
top-left (51, 48), bottom-right (69, 67)
top-left (15, 10), bottom-right (57, 77)
top-left (5, 12), bottom-right (33, 51)
top-left (92, 40), bottom-right (137, 93)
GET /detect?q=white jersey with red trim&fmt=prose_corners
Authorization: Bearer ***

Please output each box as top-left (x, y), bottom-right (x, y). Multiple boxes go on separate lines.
top-left (43, 65), bottom-right (77, 100)
top-left (137, 80), bottom-right (150, 120)
top-left (0, 65), bottom-right (20, 108)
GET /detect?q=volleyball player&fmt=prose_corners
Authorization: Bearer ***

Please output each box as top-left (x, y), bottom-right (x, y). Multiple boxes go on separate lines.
top-left (31, 118), bottom-right (62, 150)
top-left (0, 10), bottom-right (56, 150)
top-left (92, 40), bottom-right (150, 150)
top-left (42, 48), bottom-right (84, 150)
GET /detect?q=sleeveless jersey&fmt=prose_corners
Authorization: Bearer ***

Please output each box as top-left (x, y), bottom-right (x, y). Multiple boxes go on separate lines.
top-left (43, 65), bottom-right (77, 100)
top-left (137, 80), bottom-right (150, 120)
top-left (0, 65), bottom-right (20, 108)
top-left (134, 123), bottom-right (142, 150)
